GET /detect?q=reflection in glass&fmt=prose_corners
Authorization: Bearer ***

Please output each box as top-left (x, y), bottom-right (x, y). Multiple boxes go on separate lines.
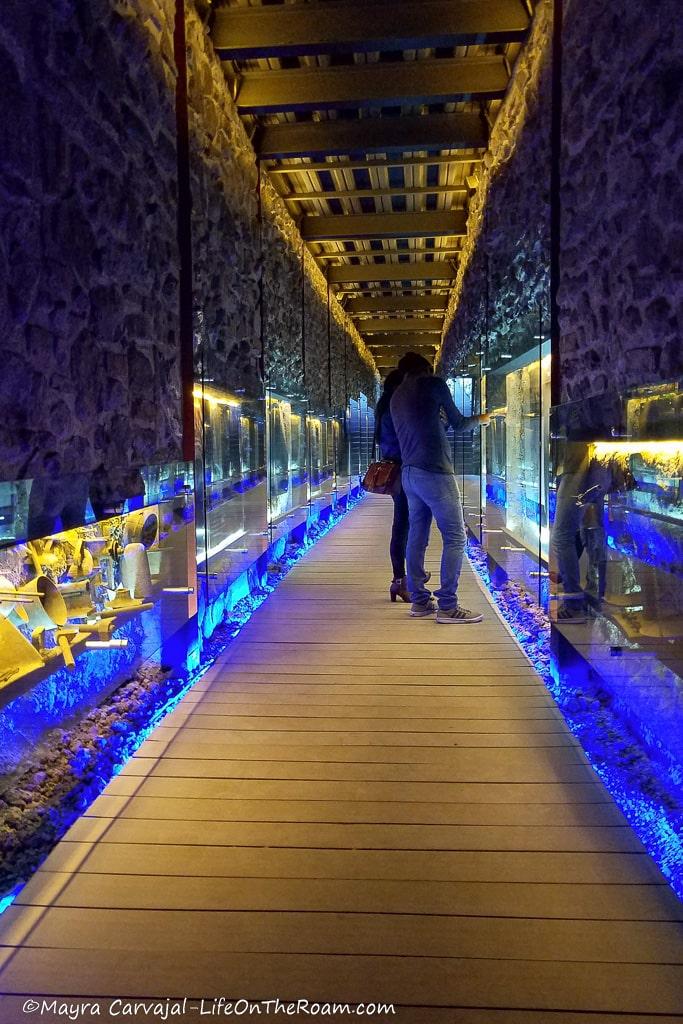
top-left (503, 352), bottom-right (551, 560)
top-left (267, 392), bottom-right (309, 526)
top-left (549, 381), bottom-right (683, 837)
top-left (193, 385), bottom-right (268, 610)
top-left (0, 472), bottom-right (196, 769)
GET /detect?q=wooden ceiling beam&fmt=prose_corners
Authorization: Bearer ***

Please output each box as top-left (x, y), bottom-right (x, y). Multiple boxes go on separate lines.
top-left (301, 210), bottom-right (467, 242)
top-left (237, 58), bottom-right (507, 115)
top-left (361, 317), bottom-right (443, 334)
top-left (366, 334), bottom-right (441, 346)
top-left (213, 1), bottom-right (529, 60)
top-left (346, 295), bottom-right (448, 314)
top-left (329, 260), bottom-right (456, 283)
top-left (316, 247), bottom-right (461, 260)
top-left (284, 184), bottom-right (468, 202)
top-left (266, 154), bottom-right (483, 175)
top-left (255, 112), bottom-right (486, 160)
top-left (369, 346), bottom-right (439, 358)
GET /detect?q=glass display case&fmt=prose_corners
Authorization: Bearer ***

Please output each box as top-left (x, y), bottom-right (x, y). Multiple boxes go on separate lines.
top-left (308, 413), bottom-right (337, 516)
top-left (345, 393), bottom-right (374, 497)
top-left (502, 350), bottom-right (551, 559)
top-left (0, 368), bottom-right (376, 774)
top-left (453, 335), bottom-right (551, 605)
top-left (193, 385), bottom-right (268, 610)
top-left (0, 468), bottom-right (196, 771)
top-left (266, 391), bottom-right (309, 527)
top-left (549, 380), bottom-right (683, 804)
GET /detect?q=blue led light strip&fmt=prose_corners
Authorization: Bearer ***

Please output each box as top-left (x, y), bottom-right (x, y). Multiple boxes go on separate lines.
top-left (467, 536), bottom-right (683, 901)
top-left (0, 883), bottom-right (24, 917)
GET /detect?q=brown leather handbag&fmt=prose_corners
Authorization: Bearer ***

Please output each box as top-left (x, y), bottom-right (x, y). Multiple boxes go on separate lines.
top-left (362, 459), bottom-right (401, 495)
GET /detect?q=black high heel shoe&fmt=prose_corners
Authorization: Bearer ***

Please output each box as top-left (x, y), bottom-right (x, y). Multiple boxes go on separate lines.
top-left (390, 573), bottom-right (431, 603)
top-left (390, 578), bottom-right (410, 603)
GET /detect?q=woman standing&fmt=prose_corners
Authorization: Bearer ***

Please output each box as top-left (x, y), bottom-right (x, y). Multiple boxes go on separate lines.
top-left (374, 369), bottom-right (411, 602)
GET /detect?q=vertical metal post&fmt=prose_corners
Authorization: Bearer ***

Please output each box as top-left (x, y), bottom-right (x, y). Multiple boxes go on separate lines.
top-left (256, 163), bottom-right (273, 543)
top-left (550, 0), bottom-right (563, 409)
top-left (301, 243), bottom-right (312, 511)
top-left (326, 267), bottom-right (333, 409)
top-left (325, 268), bottom-right (338, 498)
top-left (173, 0), bottom-right (194, 464)
top-left (538, 301), bottom-right (544, 606)
top-left (460, 358), bottom-right (467, 517)
top-left (300, 241), bottom-right (306, 388)
top-left (257, 162), bottom-right (266, 386)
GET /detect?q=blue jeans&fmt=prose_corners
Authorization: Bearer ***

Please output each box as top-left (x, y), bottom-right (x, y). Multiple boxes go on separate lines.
top-left (402, 466), bottom-right (466, 610)
top-left (550, 471), bottom-right (585, 609)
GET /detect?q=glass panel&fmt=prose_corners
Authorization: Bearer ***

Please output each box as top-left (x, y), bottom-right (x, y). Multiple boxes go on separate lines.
top-left (336, 398), bottom-right (355, 502)
top-left (548, 380), bottom-right (683, 840)
top-left (463, 311), bottom-right (551, 607)
top-left (266, 389), bottom-right (310, 542)
top-left (0, 465), bottom-right (196, 772)
top-left (194, 387), bottom-right (268, 605)
top-left (0, 458), bottom-right (193, 550)
top-left (308, 412), bottom-right (338, 518)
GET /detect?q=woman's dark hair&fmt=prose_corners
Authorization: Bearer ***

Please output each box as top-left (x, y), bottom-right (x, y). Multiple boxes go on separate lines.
top-left (381, 368), bottom-right (404, 400)
top-left (396, 351), bottom-right (433, 376)
top-left (374, 368), bottom-right (404, 448)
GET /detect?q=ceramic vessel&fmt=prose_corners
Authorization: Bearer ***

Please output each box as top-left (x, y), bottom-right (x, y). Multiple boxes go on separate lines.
top-left (120, 543), bottom-right (153, 599)
top-left (16, 576), bottom-right (69, 630)
top-left (124, 511), bottom-right (158, 549)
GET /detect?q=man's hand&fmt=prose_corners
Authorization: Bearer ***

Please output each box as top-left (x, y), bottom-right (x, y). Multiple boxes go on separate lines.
top-left (478, 414), bottom-right (491, 427)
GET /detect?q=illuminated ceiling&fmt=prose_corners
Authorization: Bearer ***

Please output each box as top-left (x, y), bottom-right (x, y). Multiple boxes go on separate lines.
top-left (211, 0), bottom-right (531, 375)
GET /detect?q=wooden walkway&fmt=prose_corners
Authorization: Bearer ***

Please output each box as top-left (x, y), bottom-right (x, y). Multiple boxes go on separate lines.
top-left (1, 496), bottom-right (682, 1022)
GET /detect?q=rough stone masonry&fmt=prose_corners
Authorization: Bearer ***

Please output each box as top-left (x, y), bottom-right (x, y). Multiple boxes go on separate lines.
top-left (0, 0), bottom-right (377, 487)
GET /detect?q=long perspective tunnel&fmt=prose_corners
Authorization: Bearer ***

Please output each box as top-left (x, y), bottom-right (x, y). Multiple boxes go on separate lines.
top-left (0, 0), bottom-right (682, 1020)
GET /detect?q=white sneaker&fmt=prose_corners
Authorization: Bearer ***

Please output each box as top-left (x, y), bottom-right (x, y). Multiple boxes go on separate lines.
top-left (436, 606), bottom-right (483, 624)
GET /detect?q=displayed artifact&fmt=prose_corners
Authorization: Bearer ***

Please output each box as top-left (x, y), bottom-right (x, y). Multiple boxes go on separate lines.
top-left (0, 488), bottom-right (189, 691)
top-left (119, 543), bottom-right (153, 599)
top-left (58, 579), bottom-right (96, 620)
top-left (16, 575), bottom-right (69, 631)
top-left (83, 536), bottom-right (108, 558)
top-left (124, 511), bottom-right (158, 549)
top-left (0, 616), bottom-right (44, 685)
top-left (103, 592), bottom-right (154, 615)
top-left (0, 575), bottom-right (31, 622)
top-left (67, 541), bottom-right (95, 580)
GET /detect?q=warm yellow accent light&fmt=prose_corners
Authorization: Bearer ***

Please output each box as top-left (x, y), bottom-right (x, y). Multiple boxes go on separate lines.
top-left (591, 440), bottom-right (683, 477)
top-left (192, 386), bottom-right (241, 408)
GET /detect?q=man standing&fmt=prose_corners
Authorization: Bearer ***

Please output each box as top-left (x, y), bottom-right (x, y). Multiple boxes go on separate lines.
top-left (390, 353), bottom-right (489, 623)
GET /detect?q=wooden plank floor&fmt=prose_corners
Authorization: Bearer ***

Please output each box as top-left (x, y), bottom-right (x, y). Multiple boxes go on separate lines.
top-left (1, 496), bottom-right (682, 1023)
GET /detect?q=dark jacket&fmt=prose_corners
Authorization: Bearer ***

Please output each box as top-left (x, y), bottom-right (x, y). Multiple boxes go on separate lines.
top-left (374, 394), bottom-right (402, 461)
top-left (390, 375), bottom-right (477, 474)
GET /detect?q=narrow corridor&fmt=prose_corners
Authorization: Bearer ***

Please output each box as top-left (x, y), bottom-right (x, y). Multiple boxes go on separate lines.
top-left (0, 498), bottom-right (681, 1022)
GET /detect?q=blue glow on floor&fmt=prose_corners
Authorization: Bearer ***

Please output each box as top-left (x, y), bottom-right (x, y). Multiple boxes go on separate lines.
top-left (467, 536), bottom-right (683, 901)
top-left (0, 883), bottom-right (23, 917)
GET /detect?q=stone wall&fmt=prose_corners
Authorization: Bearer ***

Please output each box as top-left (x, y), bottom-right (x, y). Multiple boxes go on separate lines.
top-left (0, 0), bottom-right (377, 490)
top-left (438, 0), bottom-right (683, 403)
top-left (0, 0), bottom-right (182, 483)
top-left (438, 0), bottom-right (552, 377)
top-left (558, 0), bottom-right (683, 401)
top-left (184, 3), bottom-right (377, 413)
